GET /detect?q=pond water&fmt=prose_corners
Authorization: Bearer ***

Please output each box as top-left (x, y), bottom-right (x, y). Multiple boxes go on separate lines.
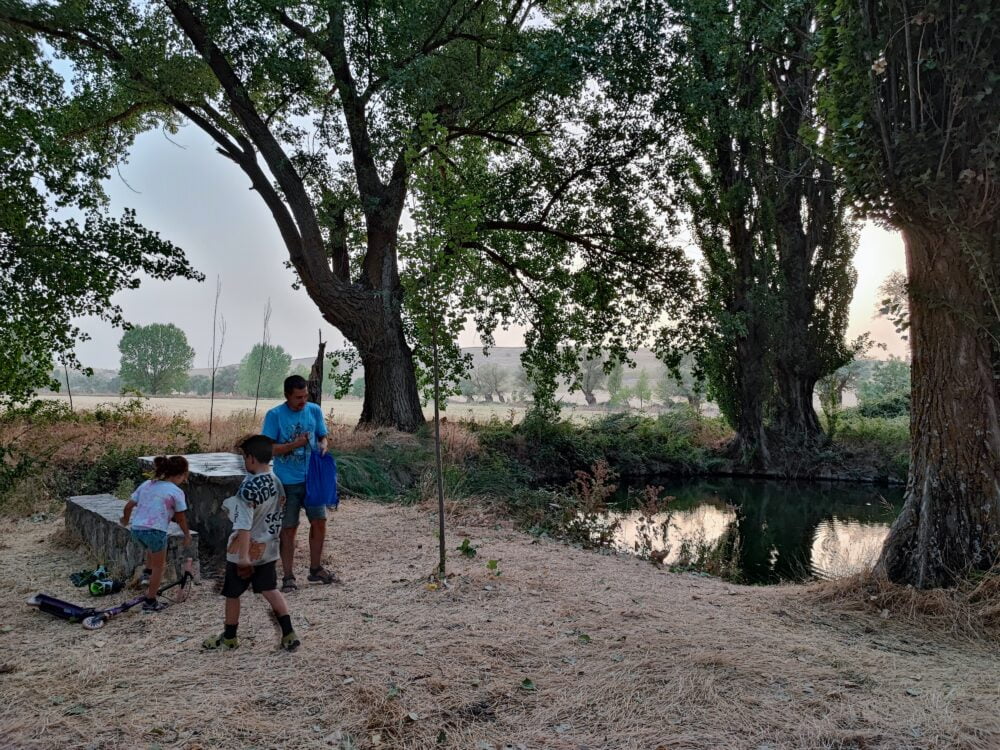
top-left (606, 478), bottom-right (905, 584)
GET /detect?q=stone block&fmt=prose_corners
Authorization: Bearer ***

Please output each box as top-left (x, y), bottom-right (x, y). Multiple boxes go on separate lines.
top-left (65, 494), bottom-right (199, 581)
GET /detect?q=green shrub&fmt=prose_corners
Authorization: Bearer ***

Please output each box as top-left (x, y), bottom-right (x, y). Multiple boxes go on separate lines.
top-left (470, 409), bottom-right (723, 482)
top-left (858, 391), bottom-right (910, 418)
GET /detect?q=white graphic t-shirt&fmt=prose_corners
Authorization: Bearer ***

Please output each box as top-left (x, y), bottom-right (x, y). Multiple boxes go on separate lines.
top-left (223, 471), bottom-right (285, 566)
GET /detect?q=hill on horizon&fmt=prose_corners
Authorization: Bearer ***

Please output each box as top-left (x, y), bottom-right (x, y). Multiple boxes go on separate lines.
top-left (187, 346), bottom-right (668, 386)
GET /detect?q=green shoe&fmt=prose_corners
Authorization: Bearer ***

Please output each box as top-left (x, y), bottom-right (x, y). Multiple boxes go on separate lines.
top-left (203, 632), bottom-right (239, 650)
top-left (281, 630), bottom-right (300, 652)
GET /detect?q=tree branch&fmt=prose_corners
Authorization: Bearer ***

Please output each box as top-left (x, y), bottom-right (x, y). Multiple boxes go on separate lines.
top-left (163, 0), bottom-right (346, 286)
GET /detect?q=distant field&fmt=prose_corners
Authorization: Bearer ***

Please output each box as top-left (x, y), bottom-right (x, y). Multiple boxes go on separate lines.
top-left (35, 394), bottom-right (616, 423)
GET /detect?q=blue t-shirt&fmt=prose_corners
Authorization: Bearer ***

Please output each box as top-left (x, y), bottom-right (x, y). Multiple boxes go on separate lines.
top-left (261, 402), bottom-right (328, 485)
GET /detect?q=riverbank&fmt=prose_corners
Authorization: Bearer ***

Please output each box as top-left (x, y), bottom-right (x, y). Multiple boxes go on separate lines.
top-left (1, 500), bottom-right (997, 749)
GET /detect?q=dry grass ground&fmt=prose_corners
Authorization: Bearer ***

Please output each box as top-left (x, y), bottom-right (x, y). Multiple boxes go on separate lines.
top-left (1, 500), bottom-right (998, 750)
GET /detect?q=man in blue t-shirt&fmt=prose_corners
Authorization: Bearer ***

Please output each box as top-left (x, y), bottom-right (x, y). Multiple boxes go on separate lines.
top-left (262, 375), bottom-right (338, 591)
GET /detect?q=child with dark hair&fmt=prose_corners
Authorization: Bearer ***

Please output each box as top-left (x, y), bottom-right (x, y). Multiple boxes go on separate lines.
top-left (120, 455), bottom-right (192, 612)
top-left (203, 434), bottom-right (300, 651)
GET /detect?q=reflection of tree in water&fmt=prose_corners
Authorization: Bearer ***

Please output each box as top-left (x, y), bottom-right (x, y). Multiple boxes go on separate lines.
top-left (615, 478), bottom-right (903, 584)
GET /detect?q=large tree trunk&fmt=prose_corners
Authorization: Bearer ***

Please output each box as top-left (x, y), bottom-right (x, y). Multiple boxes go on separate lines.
top-left (877, 226), bottom-right (1000, 588)
top-left (732, 336), bottom-right (771, 469)
top-left (356, 321), bottom-right (424, 432)
top-left (772, 370), bottom-right (822, 440)
top-left (767, 28), bottom-right (834, 448)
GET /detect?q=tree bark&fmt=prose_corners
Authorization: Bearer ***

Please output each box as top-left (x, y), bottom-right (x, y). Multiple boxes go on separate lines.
top-left (732, 331), bottom-right (771, 468)
top-left (877, 226), bottom-right (1000, 587)
top-left (308, 336), bottom-right (325, 405)
top-left (356, 320), bottom-right (425, 433)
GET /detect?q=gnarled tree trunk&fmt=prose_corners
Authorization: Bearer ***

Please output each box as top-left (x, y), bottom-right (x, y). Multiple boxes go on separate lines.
top-left (877, 226), bottom-right (1000, 587)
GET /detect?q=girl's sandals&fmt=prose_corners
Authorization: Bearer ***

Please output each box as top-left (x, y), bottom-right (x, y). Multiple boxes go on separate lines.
top-left (307, 566), bottom-right (340, 584)
top-left (281, 575), bottom-right (298, 593)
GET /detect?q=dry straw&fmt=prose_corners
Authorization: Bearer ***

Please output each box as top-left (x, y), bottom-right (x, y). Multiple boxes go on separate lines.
top-left (1, 499), bottom-right (998, 749)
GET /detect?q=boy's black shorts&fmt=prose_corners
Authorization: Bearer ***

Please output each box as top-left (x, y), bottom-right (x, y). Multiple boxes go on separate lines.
top-left (221, 560), bottom-right (278, 598)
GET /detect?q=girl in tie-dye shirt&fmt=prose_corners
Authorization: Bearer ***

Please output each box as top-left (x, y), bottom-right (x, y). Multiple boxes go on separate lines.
top-left (120, 455), bottom-right (192, 612)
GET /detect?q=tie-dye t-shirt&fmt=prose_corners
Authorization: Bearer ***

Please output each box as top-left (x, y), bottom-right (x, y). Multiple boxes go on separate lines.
top-left (129, 480), bottom-right (187, 533)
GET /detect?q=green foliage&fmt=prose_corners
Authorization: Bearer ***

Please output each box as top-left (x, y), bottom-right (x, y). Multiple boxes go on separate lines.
top-left (1, 0), bottom-right (693, 426)
top-left (858, 357), bottom-right (910, 406)
top-left (237, 343), bottom-right (292, 399)
top-left (606, 359), bottom-right (625, 407)
top-left (118, 323), bottom-right (196, 395)
top-left (877, 271), bottom-right (909, 339)
top-left (858, 393), bottom-right (910, 419)
top-left (0, 24), bottom-right (199, 404)
top-left (47, 367), bottom-right (120, 395)
top-left (474, 409), bottom-right (725, 483)
top-left (213, 365), bottom-right (238, 395)
top-left (573, 354), bottom-right (606, 406)
top-left (456, 538), bottom-right (478, 558)
top-left (653, 0), bottom-right (857, 450)
top-left (349, 377), bottom-right (365, 399)
top-left (334, 454), bottom-right (397, 499)
top-left (655, 356), bottom-right (703, 413)
top-left (832, 413), bottom-right (909, 480)
top-left (186, 374), bottom-right (211, 396)
top-left (0, 399), bottom-right (204, 517)
top-left (819, 0), bottom-right (1000, 227)
top-left (633, 369), bottom-right (652, 410)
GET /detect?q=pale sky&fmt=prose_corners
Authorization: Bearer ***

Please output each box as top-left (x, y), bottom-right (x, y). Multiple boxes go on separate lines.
top-left (72, 126), bottom-right (908, 370)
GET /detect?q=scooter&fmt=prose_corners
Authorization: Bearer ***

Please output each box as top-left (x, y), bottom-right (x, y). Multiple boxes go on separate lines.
top-left (27, 559), bottom-right (195, 630)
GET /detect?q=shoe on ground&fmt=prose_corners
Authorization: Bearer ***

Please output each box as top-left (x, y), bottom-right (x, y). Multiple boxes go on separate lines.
top-left (203, 633), bottom-right (239, 650)
top-left (307, 567), bottom-right (340, 584)
top-left (141, 599), bottom-right (169, 613)
top-left (281, 575), bottom-right (298, 593)
top-left (281, 630), bottom-right (301, 651)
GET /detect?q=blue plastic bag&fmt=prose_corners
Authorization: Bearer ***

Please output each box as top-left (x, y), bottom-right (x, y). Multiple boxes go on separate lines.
top-left (305, 451), bottom-right (338, 508)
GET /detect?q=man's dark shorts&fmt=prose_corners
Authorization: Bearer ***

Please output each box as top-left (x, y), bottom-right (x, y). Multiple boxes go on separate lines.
top-left (281, 481), bottom-right (326, 528)
top-left (221, 560), bottom-right (278, 598)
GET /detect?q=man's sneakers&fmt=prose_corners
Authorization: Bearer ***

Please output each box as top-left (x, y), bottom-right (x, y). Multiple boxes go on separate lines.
top-left (281, 630), bottom-right (301, 651)
top-left (307, 566), bottom-right (340, 584)
top-left (202, 633), bottom-right (239, 650)
top-left (141, 599), bottom-right (168, 613)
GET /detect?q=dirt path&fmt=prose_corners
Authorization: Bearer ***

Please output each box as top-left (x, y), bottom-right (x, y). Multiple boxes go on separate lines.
top-left (1, 500), bottom-right (997, 750)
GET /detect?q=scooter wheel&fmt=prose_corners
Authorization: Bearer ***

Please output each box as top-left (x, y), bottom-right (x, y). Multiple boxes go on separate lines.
top-left (82, 616), bottom-right (106, 630)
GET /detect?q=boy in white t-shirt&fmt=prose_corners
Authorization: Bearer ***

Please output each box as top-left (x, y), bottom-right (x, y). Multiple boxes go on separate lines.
top-left (203, 435), bottom-right (300, 651)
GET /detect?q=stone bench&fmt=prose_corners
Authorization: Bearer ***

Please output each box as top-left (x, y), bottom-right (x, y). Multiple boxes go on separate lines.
top-left (139, 452), bottom-right (246, 556)
top-left (65, 494), bottom-right (199, 581)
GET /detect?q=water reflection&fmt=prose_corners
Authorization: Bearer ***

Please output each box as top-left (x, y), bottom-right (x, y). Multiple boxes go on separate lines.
top-left (608, 478), bottom-right (904, 584)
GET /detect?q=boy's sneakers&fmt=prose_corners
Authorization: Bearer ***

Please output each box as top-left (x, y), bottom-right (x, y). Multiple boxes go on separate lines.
top-left (202, 633), bottom-right (240, 650)
top-left (281, 630), bottom-right (301, 651)
top-left (141, 599), bottom-right (168, 613)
